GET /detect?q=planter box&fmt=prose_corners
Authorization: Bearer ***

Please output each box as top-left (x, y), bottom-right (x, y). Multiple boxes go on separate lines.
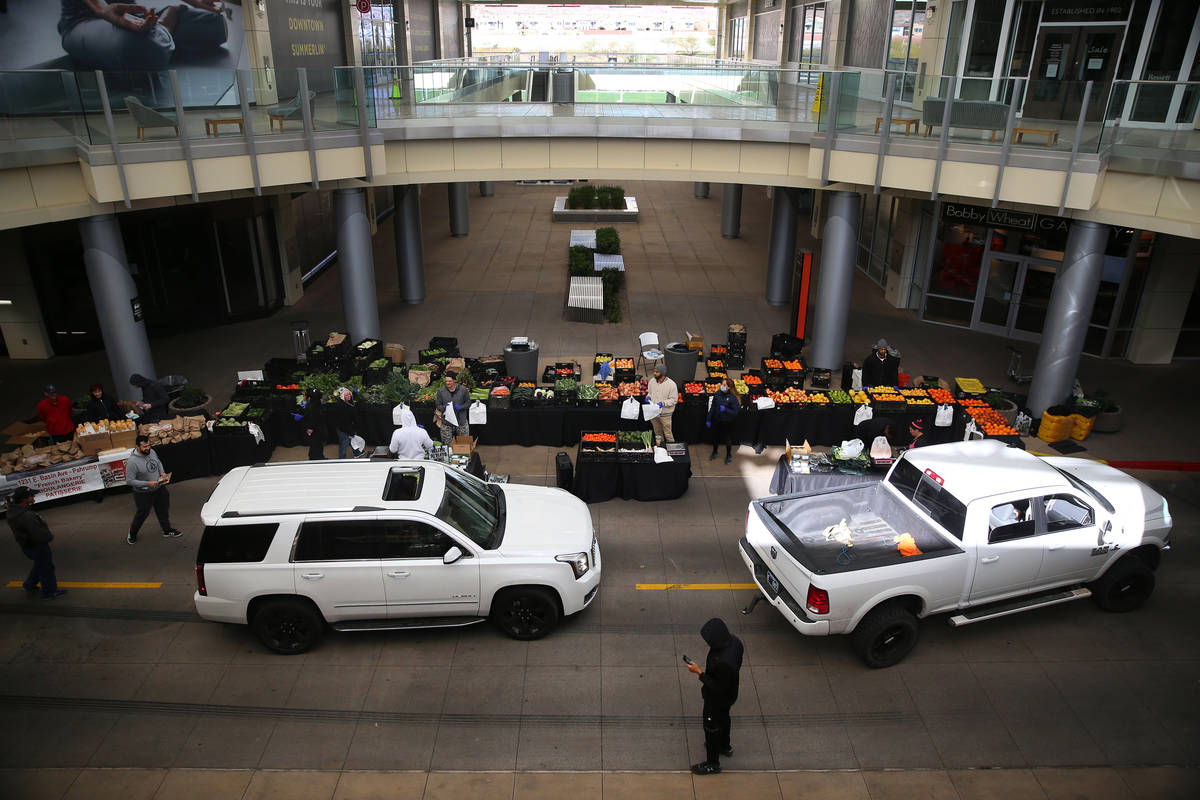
top-left (553, 196), bottom-right (640, 223)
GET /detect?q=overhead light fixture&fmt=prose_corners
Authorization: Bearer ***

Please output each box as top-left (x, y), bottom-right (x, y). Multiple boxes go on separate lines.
top-left (0, 299), bottom-right (13, 305)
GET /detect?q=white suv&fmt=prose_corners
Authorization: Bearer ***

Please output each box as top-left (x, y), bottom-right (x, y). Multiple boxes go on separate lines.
top-left (194, 460), bottom-right (601, 653)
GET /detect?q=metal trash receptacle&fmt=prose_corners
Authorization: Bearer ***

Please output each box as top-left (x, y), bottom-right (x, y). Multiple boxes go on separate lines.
top-left (555, 451), bottom-right (573, 492)
top-left (292, 320), bottom-right (311, 362)
top-left (664, 342), bottom-right (698, 388)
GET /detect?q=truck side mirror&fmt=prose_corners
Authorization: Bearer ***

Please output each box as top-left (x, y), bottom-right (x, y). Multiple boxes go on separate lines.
top-left (444, 546), bottom-right (464, 565)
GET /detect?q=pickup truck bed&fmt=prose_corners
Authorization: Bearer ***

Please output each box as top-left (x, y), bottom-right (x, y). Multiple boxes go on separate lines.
top-left (758, 482), bottom-right (961, 575)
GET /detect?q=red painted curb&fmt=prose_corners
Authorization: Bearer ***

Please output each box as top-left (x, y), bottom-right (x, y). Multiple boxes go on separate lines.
top-left (1104, 460), bottom-right (1200, 472)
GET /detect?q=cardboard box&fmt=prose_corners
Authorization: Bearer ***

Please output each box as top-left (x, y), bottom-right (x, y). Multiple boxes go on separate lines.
top-left (451, 435), bottom-right (477, 456)
top-left (784, 438), bottom-right (813, 462)
top-left (75, 431), bottom-right (112, 456)
top-left (384, 343), bottom-right (406, 364)
top-left (110, 430), bottom-right (138, 450)
top-left (685, 331), bottom-right (704, 351)
top-left (2, 420), bottom-right (45, 438)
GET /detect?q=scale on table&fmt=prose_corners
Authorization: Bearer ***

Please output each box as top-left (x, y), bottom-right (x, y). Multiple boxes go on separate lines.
top-left (509, 336), bottom-right (530, 351)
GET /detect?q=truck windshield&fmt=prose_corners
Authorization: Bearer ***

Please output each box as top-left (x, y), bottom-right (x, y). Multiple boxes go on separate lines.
top-left (436, 468), bottom-right (502, 549)
top-left (887, 459), bottom-right (968, 540)
top-left (1050, 465), bottom-right (1116, 514)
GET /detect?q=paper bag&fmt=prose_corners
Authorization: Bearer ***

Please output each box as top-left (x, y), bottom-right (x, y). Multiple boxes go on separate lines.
top-left (853, 404), bottom-right (874, 426)
top-left (468, 401), bottom-right (487, 425)
top-left (642, 400), bottom-right (661, 421)
top-left (620, 397), bottom-right (640, 420)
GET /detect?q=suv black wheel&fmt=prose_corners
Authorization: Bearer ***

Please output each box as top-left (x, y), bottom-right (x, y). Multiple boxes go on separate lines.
top-left (1091, 558), bottom-right (1155, 613)
top-left (851, 603), bottom-right (919, 668)
top-left (492, 587), bottom-right (560, 640)
top-left (250, 598), bottom-right (325, 654)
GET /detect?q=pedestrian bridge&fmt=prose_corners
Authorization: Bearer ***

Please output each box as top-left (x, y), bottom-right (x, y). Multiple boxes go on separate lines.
top-left (1, 62), bottom-right (1197, 237)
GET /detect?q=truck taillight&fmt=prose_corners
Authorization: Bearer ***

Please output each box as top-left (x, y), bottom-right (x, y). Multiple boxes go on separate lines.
top-left (195, 563), bottom-right (206, 596)
top-left (806, 584), bottom-right (829, 615)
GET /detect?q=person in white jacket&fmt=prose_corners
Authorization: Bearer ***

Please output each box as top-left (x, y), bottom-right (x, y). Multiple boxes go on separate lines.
top-left (645, 364), bottom-right (678, 445)
top-left (388, 406), bottom-right (435, 459)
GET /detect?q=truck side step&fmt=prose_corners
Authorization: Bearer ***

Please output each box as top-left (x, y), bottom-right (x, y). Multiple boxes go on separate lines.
top-left (948, 588), bottom-right (1091, 627)
top-left (332, 616), bottom-right (486, 633)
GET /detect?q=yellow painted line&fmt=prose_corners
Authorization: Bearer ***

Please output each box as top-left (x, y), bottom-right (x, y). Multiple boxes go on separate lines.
top-left (7, 580), bottom-right (162, 589)
top-left (636, 583), bottom-right (758, 591)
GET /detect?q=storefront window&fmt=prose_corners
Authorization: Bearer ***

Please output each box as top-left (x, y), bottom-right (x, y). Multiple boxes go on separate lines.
top-left (1132, 0), bottom-right (1200, 122)
top-left (931, 218), bottom-right (985, 299)
top-left (1175, 276), bottom-right (1200, 359)
top-left (942, 0), bottom-right (967, 77)
top-left (730, 16), bottom-right (748, 58)
top-left (1006, 1), bottom-right (1042, 78)
top-left (887, 1), bottom-right (926, 101)
top-left (962, 0), bottom-right (1006, 99)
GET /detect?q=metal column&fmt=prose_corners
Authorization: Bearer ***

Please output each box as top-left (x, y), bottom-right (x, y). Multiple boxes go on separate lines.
top-left (809, 191), bottom-right (860, 370)
top-left (394, 184), bottom-right (426, 305)
top-left (333, 188), bottom-right (382, 343)
top-left (448, 182), bottom-right (469, 237)
top-left (721, 183), bottom-right (742, 239)
top-left (765, 187), bottom-right (799, 307)
top-left (479, 181), bottom-right (495, 197)
top-left (1027, 220), bottom-right (1109, 417)
top-left (79, 215), bottom-right (156, 401)
top-left (694, 182), bottom-right (710, 199)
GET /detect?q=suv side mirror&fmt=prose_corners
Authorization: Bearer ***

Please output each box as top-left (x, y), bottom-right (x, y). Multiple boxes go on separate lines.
top-left (443, 546), bottom-right (464, 565)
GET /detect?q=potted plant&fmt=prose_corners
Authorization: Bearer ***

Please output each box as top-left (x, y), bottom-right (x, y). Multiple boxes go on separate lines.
top-left (1091, 393), bottom-right (1123, 433)
top-left (169, 385), bottom-right (211, 415)
top-left (983, 390), bottom-right (1018, 425)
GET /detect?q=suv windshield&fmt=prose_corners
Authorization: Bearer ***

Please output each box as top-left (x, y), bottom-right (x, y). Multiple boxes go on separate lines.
top-left (436, 469), bottom-right (502, 549)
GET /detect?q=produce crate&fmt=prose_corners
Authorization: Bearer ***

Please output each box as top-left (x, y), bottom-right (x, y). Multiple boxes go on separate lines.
top-left (872, 400), bottom-right (908, 414)
top-left (488, 389), bottom-right (511, 409)
top-left (809, 369), bottom-right (831, 390)
top-left (364, 364), bottom-right (390, 386)
top-left (212, 419), bottom-right (249, 436)
top-left (352, 338), bottom-right (382, 362)
top-left (325, 332), bottom-right (350, 355)
top-left (263, 357), bottom-right (301, 385)
top-left (419, 347), bottom-right (453, 363)
top-left (727, 324), bottom-right (747, 345)
top-left (555, 389), bottom-right (577, 407)
top-left (592, 353), bottom-right (614, 377)
top-left (428, 336), bottom-right (460, 355)
top-left (305, 344), bottom-right (331, 369)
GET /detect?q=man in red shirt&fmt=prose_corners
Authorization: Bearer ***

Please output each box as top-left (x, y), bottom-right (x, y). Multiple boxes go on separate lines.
top-left (37, 385), bottom-right (75, 443)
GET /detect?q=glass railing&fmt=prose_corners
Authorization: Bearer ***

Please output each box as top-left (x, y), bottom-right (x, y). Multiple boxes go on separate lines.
top-left (0, 70), bottom-right (89, 144)
top-left (1102, 80), bottom-right (1200, 155)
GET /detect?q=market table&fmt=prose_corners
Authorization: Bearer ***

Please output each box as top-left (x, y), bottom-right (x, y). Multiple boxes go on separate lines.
top-left (573, 451), bottom-right (691, 503)
top-left (154, 434), bottom-right (213, 482)
top-left (768, 457), bottom-right (883, 495)
top-left (210, 432), bottom-right (275, 474)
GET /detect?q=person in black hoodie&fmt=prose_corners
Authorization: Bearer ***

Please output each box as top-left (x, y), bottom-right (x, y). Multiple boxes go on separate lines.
top-left (330, 387), bottom-right (358, 459)
top-left (6, 486), bottom-right (67, 599)
top-left (84, 382), bottom-right (122, 423)
top-left (129, 373), bottom-right (170, 422)
top-left (686, 617), bottom-right (745, 775)
top-left (301, 388), bottom-right (325, 460)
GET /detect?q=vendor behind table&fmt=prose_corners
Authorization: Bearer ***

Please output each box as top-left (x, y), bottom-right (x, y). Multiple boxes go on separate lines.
top-left (861, 338), bottom-right (900, 388)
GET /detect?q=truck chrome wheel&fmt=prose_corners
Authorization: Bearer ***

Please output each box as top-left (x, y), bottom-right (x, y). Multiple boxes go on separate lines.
top-left (493, 588), bottom-right (560, 640)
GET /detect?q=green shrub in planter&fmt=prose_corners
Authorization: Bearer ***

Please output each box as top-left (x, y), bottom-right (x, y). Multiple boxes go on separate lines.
top-left (599, 267), bottom-right (624, 294)
top-left (595, 185), bottom-right (626, 209)
top-left (567, 184), bottom-right (597, 209)
top-left (603, 291), bottom-right (621, 323)
top-left (568, 246), bottom-right (594, 276)
top-left (175, 386), bottom-right (208, 408)
top-left (595, 226), bottom-right (620, 255)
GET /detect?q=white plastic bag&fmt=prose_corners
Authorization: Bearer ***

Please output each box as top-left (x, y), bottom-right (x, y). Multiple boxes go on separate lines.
top-left (443, 402), bottom-right (459, 428)
top-left (468, 400), bottom-right (487, 425)
top-left (653, 446), bottom-right (671, 464)
top-left (935, 404), bottom-right (954, 427)
top-left (392, 403), bottom-right (408, 426)
top-left (853, 404), bottom-right (874, 426)
top-left (620, 397), bottom-right (640, 420)
top-left (851, 368), bottom-right (863, 391)
top-left (349, 434), bottom-right (365, 455)
top-left (754, 396), bottom-right (775, 410)
top-left (838, 438), bottom-right (864, 458)
top-left (870, 435), bottom-right (892, 459)
top-left (642, 400), bottom-right (661, 421)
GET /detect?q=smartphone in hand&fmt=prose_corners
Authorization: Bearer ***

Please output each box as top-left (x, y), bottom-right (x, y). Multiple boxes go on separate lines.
top-left (682, 654), bottom-right (693, 665)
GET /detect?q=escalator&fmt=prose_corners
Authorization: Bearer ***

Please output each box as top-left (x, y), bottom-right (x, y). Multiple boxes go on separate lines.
top-left (530, 69), bottom-right (550, 102)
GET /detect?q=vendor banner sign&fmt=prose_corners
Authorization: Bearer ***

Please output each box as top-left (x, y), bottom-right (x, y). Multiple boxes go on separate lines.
top-left (5, 456), bottom-right (128, 503)
top-left (941, 203), bottom-right (1069, 234)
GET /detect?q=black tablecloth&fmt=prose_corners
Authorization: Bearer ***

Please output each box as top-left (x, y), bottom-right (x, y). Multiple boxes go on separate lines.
top-left (768, 456), bottom-right (883, 495)
top-left (210, 433), bottom-right (275, 474)
top-left (573, 452), bottom-right (691, 503)
top-left (155, 434), bottom-right (213, 482)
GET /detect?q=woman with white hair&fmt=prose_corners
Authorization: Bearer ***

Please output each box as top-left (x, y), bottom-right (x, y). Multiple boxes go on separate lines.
top-left (330, 387), bottom-right (359, 459)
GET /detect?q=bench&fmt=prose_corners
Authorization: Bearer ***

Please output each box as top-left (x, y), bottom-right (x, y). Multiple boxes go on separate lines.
top-left (921, 98), bottom-right (1009, 140)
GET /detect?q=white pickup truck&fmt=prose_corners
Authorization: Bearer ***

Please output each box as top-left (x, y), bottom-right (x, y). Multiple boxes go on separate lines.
top-left (741, 440), bottom-right (1172, 667)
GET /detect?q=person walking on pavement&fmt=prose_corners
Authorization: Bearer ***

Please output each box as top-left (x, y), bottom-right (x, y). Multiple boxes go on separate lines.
top-left (37, 384), bottom-right (76, 443)
top-left (7, 486), bottom-right (67, 599)
top-left (687, 617), bottom-right (744, 775)
top-left (706, 377), bottom-right (741, 464)
top-left (126, 434), bottom-right (181, 544)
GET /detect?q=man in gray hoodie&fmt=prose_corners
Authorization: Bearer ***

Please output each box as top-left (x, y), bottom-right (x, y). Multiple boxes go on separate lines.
top-left (126, 434), bottom-right (181, 544)
top-left (7, 486), bottom-right (67, 599)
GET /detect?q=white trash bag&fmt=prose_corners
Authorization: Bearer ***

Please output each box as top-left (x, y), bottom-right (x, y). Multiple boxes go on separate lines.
top-left (620, 397), bottom-right (640, 420)
top-left (754, 396), bottom-right (775, 410)
top-left (642, 400), bottom-right (661, 421)
top-left (838, 438), bottom-right (864, 458)
top-left (935, 403), bottom-right (954, 427)
top-left (468, 401), bottom-right (487, 425)
top-left (851, 368), bottom-right (863, 391)
top-left (443, 402), bottom-right (459, 428)
top-left (853, 404), bottom-right (874, 426)
top-left (349, 434), bottom-right (366, 455)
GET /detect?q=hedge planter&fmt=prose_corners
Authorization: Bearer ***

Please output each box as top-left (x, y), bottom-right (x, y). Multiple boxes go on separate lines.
top-left (168, 394), bottom-right (212, 416)
top-left (1093, 405), bottom-right (1123, 433)
top-left (553, 196), bottom-right (640, 223)
top-left (989, 397), bottom-right (1018, 425)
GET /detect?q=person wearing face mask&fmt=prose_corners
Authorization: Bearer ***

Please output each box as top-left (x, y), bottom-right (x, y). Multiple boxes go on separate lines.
top-left (861, 338), bottom-right (901, 388)
top-left (706, 377), bottom-right (741, 464)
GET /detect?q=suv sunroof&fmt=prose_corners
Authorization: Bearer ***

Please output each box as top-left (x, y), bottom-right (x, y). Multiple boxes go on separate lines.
top-left (383, 468), bottom-right (424, 501)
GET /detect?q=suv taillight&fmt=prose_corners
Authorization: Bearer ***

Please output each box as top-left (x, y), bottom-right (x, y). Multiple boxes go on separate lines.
top-left (806, 584), bottom-right (829, 615)
top-left (195, 563), bottom-right (206, 596)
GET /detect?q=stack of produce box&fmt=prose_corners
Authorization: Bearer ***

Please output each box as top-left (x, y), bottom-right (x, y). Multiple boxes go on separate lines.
top-left (726, 324), bottom-right (746, 370)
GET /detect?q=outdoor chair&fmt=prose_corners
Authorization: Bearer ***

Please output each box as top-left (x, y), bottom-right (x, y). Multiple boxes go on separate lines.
top-left (124, 96), bottom-right (178, 140)
top-left (267, 90), bottom-right (317, 131)
top-left (637, 331), bottom-right (664, 375)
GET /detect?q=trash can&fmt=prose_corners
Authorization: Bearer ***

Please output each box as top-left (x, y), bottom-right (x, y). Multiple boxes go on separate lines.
top-left (504, 341), bottom-right (540, 383)
top-left (664, 342), bottom-right (698, 388)
top-left (555, 451), bottom-right (574, 492)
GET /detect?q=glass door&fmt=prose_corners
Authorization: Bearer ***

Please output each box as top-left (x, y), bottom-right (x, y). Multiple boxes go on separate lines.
top-left (976, 257), bottom-right (1022, 333)
top-left (1013, 260), bottom-right (1059, 339)
top-left (1025, 25), bottom-right (1124, 120)
top-left (973, 256), bottom-right (1058, 341)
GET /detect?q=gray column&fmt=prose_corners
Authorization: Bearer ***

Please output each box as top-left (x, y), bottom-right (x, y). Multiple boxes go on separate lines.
top-left (448, 182), bottom-right (469, 237)
top-left (693, 182), bottom-right (710, 199)
top-left (721, 183), bottom-right (742, 239)
top-left (479, 181), bottom-right (495, 197)
top-left (1027, 220), bottom-right (1109, 417)
top-left (809, 191), bottom-right (861, 370)
top-left (765, 187), bottom-right (799, 307)
top-left (79, 214), bottom-right (156, 402)
top-left (333, 188), bottom-right (381, 343)
top-left (393, 184), bottom-right (426, 305)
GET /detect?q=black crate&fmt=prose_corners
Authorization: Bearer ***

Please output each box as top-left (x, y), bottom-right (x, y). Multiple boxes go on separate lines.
top-left (324, 335), bottom-right (351, 356)
top-left (428, 336), bottom-right (460, 354)
top-left (352, 338), bottom-right (382, 362)
top-left (725, 356), bottom-right (745, 371)
top-left (809, 369), bottom-right (831, 389)
top-left (727, 325), bottom-right (747, 344)
top-left (770, 332), bottom-right (804, 356)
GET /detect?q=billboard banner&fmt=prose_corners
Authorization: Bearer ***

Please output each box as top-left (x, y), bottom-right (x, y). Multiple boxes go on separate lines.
top-left (265, 0), bottom-right (347, 94)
